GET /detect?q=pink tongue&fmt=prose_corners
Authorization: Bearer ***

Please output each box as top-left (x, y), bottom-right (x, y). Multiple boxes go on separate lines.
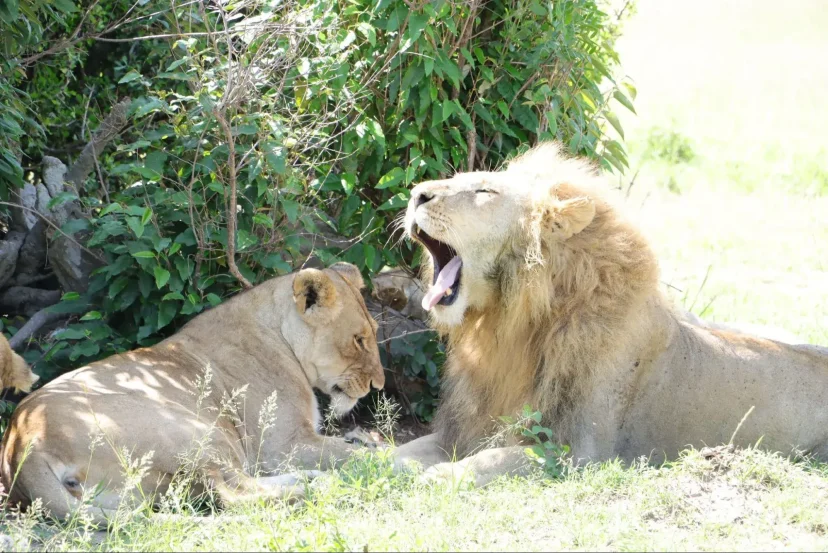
top-left (422, 256), bottom-right (462, 311)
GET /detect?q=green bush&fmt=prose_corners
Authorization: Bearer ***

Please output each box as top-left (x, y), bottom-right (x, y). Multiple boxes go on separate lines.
top-left (2, 0), bottom-right (634, 420)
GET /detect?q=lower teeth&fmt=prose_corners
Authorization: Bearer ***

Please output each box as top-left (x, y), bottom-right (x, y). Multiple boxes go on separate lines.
top-left (444, 288), bottom-right (453, 297)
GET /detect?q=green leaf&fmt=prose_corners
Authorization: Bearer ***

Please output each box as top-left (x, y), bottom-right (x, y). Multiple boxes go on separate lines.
top-left (61, 292), bottom-right (80, 301)
top-left (60, 218), bottom-right (90, 236)
top-left (126, 217), bottom-right (145, 238)
top-left (80, 311), bottom-right (102, 321)
top-left (53, 0), bottom-right (78, 14)
top-left (376, 167), bottom-right (404, 190)
top-left (206, 293), bottom-right (222, 307)
top-left (364, 118), bottom-right (386, 150)
top-left (544, 111), bottom-right (558, 135)
top-left (70, 342), bottom-right (99, 362)
top-left (356, 22), bottom-right (377, 46)
top-left (132, 250), bottom-right (155, 259)
top-left (604, 111), bottom-right (624, 139)
top-left (513, 104), bottom-right (540, 132)
top-left (154, 266), bottom-right (171, 289)
top-left (253, 213), bottom-right (274, 228)
top-left (363, 244), bottom-right (376, 270)
top-left (438, 55), bottom-right (462, 88)
top-left (280, 199), bottom-right (300, 223)
top-left (162, 292), bottom-right (185, 301)
top-left (47, 192), bottom-right (78, 209)
top-left (100, 203), bottom-right (123, 216)
top-left (377, 192), bottom-right (409, 211)
top-left (174, 257), bottom-right (193, 281)
top-left (118, 70), bottom-right (142, 84)
top-left (144, 151), bottom-right (167, 178)
top-left (262, 253), bottom-right (292, 273)
top-left (529, 0), bottom-right (547, 16)
top-left (108, 277), bottom-right (129, 299)
top-left (264, 143), bottom-right (286, 175)
top-left (141, 207), bottom-right (153, 226)
top-left (452, 101), bottom-right (474, 130)
top-left (157, 301), bottom-right (178, 329)
top-left (613, 90), bottom-right (636, 114)
top-left (340, 173), bottom-right (356, 194)
top-left (473, 102), bottom-right (494, 125)
top-left (175, 229), bottom-right (197, 246)
top-left (407, 13), bottom-right (429, 41)
top-left (424, 56), bottom-right (434, 76)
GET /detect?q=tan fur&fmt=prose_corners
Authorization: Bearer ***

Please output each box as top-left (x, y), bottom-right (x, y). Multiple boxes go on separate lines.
top-left (0, 263), bottom-right (384, 522)
top-left (394, 142), bottom-right (828, 485)
top-left (0, 334), bottom-right (39, 393)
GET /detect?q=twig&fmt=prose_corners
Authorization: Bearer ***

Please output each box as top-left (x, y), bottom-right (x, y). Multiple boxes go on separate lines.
top-left (214, 110), bottom-right (253, 290)
top-left (378, 328), bottom-right (434, 345)
top-left (624, 168), bottom-right (640, 199)
top-left (466, 129), bottom-right (477, 171)
top-left (688, 264), bottom-right (713, 314)
top-left (8, 308), bottom-right (69, 350)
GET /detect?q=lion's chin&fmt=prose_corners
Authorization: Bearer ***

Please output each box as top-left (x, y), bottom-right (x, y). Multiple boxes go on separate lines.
top-left (329, 391), bottom-right (359, 418)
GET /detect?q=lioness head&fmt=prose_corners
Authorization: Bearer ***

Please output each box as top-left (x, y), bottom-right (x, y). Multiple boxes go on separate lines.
top-left (405, 142), bottom-right (599, 327)
top-left (286, 262), bottom-right (384, 416)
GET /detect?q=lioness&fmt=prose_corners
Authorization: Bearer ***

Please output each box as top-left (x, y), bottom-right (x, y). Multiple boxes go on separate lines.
top-left (0, 262), bottom-right (385, 521)
top-left (394, 142), bottom-right (828, 484)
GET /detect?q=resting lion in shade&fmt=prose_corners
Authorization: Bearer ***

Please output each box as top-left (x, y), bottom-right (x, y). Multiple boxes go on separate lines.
top-left (393, 142), bottom-right (828, 484)
top-left (1, 262), bottom-right (385, 522)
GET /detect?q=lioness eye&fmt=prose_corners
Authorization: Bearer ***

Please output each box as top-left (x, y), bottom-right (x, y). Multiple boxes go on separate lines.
top-left (355, 336), bottom-right (364, 348)
top-left (475, 189), bottom-right (497, 195)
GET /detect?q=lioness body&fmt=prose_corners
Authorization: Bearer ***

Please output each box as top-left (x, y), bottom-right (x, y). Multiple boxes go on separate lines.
top-left (1, 263), bottom-right (384, 519)
top-left (395, 142), bottom-right (828, 483)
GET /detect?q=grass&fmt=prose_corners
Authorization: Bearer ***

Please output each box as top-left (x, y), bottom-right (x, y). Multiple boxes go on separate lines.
top-left (3, 0), bottom-right (828, 550)
top-left (2, 447), bottom-right (827, 551)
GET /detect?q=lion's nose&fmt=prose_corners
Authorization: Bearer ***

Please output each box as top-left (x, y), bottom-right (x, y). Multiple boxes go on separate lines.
top-left (415, 191), bottom-right (434, 208)
top-left (371, 369), bottom-right (386, 391)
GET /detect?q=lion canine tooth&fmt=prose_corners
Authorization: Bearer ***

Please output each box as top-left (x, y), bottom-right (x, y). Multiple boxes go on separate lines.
top-left (445, 288), bottom-right (453, 297)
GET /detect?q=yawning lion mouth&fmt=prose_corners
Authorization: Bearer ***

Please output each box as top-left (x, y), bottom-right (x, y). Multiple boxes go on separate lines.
top-left (412, 224), bottom-right (463, 310)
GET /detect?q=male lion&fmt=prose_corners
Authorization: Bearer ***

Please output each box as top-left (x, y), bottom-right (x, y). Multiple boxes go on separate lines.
top-left (394, 142), bottom-right (828, 485)
top-left (0, 262), bottom-right (385, 521)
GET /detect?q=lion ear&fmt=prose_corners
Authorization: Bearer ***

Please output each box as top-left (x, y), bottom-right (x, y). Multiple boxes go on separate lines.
top-left (3, 352), bottom-right (39, 393)
top-left (293, 269), bottom-right (339, 319)
top-left (328, 262), bottom-right (365, 290)
top-left (553, 197), bottom-right (595, 237)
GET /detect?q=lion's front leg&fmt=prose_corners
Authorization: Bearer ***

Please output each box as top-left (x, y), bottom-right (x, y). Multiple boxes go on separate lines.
top-left (423, 446), bottom-right (535, 487)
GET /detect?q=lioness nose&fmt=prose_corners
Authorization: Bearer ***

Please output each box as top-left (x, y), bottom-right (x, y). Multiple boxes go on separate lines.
top-left (371, 370), bottom-right (385, 391)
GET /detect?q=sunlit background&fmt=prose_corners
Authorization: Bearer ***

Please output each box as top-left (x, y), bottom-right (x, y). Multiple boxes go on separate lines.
top-left (613, 0), bottom-right (827, 344)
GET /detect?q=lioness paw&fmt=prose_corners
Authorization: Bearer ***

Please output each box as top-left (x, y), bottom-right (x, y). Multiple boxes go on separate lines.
top-left (344, 427), bottom-right (385, 449)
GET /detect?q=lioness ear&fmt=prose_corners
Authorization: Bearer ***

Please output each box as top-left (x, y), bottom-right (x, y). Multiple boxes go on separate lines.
top-left (293, 269), bottom-right (338, 316)
top-left (4, 353), bottom-right (39, 393)
top-left (329, 262), bottom-right (365, 289)
top-left (553, 197), bottom-right (595, 237)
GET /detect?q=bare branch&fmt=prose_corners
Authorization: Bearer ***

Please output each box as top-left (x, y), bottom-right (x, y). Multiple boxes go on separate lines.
top-left (8, 309), bottom-right (69, 350)
top-left (214, 110), bottom-right (254, 290)
top-left (65, 97), bottom-right (132, 191)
